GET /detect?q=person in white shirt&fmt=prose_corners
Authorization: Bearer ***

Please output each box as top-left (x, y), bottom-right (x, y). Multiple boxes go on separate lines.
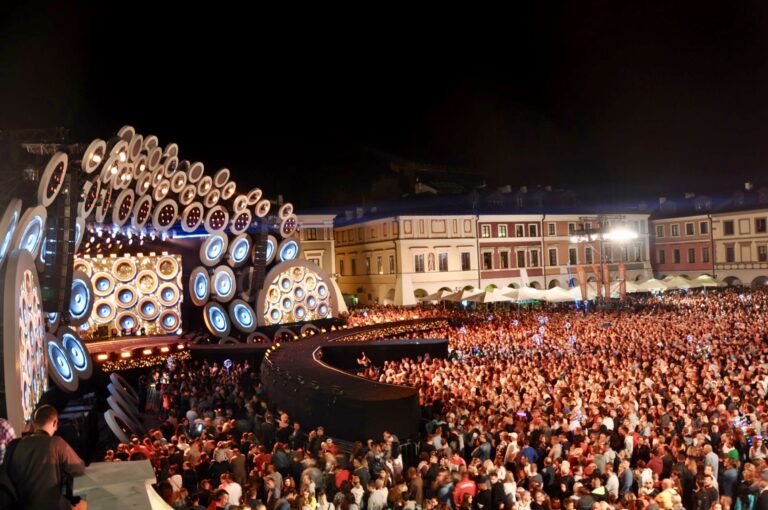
top-left (604, 463), bottom-right (619, 499)
top-left (219, 472), bottom-right (242, 506)
top-left (367, 479), bottom-right (388, 510)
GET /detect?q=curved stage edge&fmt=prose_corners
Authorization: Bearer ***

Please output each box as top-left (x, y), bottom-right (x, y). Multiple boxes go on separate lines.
top-left (191, 319), bottom-right (449, 441)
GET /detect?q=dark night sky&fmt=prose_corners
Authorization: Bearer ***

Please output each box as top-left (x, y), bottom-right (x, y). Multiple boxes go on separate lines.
top-left (2, 3), bottom-right (768, 207)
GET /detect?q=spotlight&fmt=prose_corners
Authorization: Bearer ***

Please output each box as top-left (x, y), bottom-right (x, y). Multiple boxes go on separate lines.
top-left (142, 349), bottom-right (152, 355)
top-left (177, 344), bottom-right (184, 350)
top-left (160, 347), bottom-right (169, 353)
top-left (97, 354), bottom-right (109, 361)
top-left (120, 352), bottom-right (131, 358)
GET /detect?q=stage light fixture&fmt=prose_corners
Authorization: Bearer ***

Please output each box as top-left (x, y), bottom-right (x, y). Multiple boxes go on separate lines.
top-left (12, 205), bottom-right (47, 257)
top-left (46, 334), bottom-right (78, 393)
top-left (187, 161), bottom-right (204, 183)
top-left (197, 175), bottom-right (213, 196)
top-left (142, 349), bottom-right (152, 355)
top-left (120, 351), bottom-right (131, 358)
top-left (246, 187), bottom-right (262, 205)
top-left (38, 152), bottom-right (68, 207)
top-left (112, 257), bottom-right (137, 282)
top-left (152, 198), bottom-right (178, 232)
top-left (230, 210), bottom-right (252, 235)
top-left (265, 235), bottom-right (277, 264)
top-left (92, 299), bottom-right (116, 323)
top-left (229, 299), bottom-right (257, 333)
top-left (189, 267), bottom-right (210, 306)
top-left (278, 239), bottom-right (300, 262)
top-left (137, 296), bottom-right (160, 320)
top-left (228, 234), bottom-right (251, 267)
top-left (115, 285), bottom-right (138, 308)
top-left (79, 178), bottom-right (101, 218)
top-left (158, 310), bottom-right (180, 332)
top-left (153, 179), bottom-right (171, 201)
top-left (82, 139), bottom-right (107, 174)
top-left (200, 233), bottom-right (228, 266)
top-left (204, 188), bottom-right (221, 209)
top-left (255, 199), bottom-right (271, 217)
top-left (213, 168), bottom-right (230, 187)
top-left (212, 266), bottom-right (236, 302)
top-left (162, 155), bottom-right (179, 178)
top-left (158, 283), bottom-right (180, 306)
top-left (0, 199), bottom-right (21, 269)
top-left (221, 181), bottom-right (237, 200)
top-left (59, 327), bottom-right (92, 380)
top-left (69, 271), bottom-right (93, 327)
top-left (203, 302), bottom-right (231, 337)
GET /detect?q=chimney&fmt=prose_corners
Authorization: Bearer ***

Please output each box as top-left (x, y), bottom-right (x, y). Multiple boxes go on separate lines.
top-left (745, 182), bottom-right (754, 191)
top-left (659, 197), bottom-right (667, 204)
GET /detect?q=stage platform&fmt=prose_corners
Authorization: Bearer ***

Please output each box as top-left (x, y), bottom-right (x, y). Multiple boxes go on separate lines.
top-left (73, 459), bottom-right (157, 509)
top-left (86, 335), bottom-right (181, 354)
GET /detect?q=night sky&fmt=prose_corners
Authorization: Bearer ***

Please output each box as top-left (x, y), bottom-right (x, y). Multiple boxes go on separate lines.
top-left (2, 3), bottom-right (768, 208)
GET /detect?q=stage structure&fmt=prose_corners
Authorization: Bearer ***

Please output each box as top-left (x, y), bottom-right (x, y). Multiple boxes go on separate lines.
top-left (0, 124), bottom-right (341, 434)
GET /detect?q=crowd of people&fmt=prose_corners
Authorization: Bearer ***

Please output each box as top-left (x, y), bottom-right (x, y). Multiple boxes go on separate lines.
top-left (95, 288), bottom-right (768, 510)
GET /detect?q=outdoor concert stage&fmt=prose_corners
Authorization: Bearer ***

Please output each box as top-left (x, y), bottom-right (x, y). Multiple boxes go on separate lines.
top-left (190, 319), bottom-right (449, 441)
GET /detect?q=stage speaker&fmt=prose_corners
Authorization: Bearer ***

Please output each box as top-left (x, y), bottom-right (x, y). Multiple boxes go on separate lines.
top-left (40, 172), bottom-right (78, 314)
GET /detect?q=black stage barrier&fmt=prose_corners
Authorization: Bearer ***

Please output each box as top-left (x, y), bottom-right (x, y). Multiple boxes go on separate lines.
top-left (319, 338), bottom-right (447, 372)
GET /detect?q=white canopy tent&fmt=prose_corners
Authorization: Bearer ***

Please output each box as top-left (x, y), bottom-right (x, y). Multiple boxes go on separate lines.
top-left (443, 289), bottom-right (482, 302)
top-left (694, 274), bottom-right (727, 288)
top-left (419, 289), bottom-right (453, 302)
top-left (663, 275), bottom-right (704, 289)
top-left (633, 278), bottom-right (669, 292)
top-left (466, 289), bottom-right (516, 303)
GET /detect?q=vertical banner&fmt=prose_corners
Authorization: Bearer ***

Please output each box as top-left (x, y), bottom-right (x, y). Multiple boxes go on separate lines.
top-left (591, 263), bottom-right (602, 299)
top-left (602, 263), bottom-right (611, 299)
top-left (576, 266), bottom-right (588, 301)
top-left (618, 263), bottom-right (627, 300)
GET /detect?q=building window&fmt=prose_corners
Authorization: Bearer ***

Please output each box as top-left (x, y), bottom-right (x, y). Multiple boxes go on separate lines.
top-left (528, 224), bottom-right (537, 237)
top-left (568, 248), bottom-right (577, 265)
top-left (500, 251), bottom-right (509, 269)
top-left (685, 223), bottom-right (695, 236)
top-left (339, 259), bottom-right (345, 275)
top-left (365, 257), bottom-right (371, 274)
top-left (658, 250), bottom-right (666, 264)
top-left (530, 250), bottom-right (539, 267)
top-left (377, 256), bottom-right (383, 274)
top-left (305, 228), bottom-right (318, 240)
top-left (438, 253), bottom-right (448, 272)
top-left (585, 247), bottom-right (593, 264)
top-left (702, 247), bottom-right (709, 263)
top-left (498, 225), bottom-right (508, 238)
top-left (517, 251), bottom-right (526, 268)
top-left (482, 252), bottom-right (493, 270)
top-left (548, 248), bottom-right (557, 267)
top-left (461, 252), bottom-right (471, 271)
top-left (688, 248), bottom-right (695, 263)
top-left (673, 249), bottom-right (680, 264)
top-left (656, 225), bottom-right (664, 238)
top-left (481, 225), bottom-right (491, 238)
top-left (414, 254), bottom-right (424, 273)
top-left (516, 225), bottom-right (524, 237)
top-left (759, 246), bottom-right (768, 262)
top-left (726, 245), bottom-right (735, 262)
top-left (671, 224), bottom-right (680, 237)
top-left (724, 221), bottom-right (735, 235)
top-left (351, 259), bottom-right (357, 275)
top-left (633, 246), bottom-right (641, 262)
top-left (700, 222), bottom-right (709, 235)
top-left (757, 218), bottom-right (767, 233)
top-left (548, 223), bottom-right (556, 236)
top-left (568, 223), bottom-right (576, 234)
top-left (389, 255), bottom-right (395, 274)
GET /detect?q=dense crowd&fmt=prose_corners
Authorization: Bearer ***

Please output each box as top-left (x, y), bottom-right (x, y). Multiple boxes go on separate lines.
top-left (106, 288), bottom-right (768, 510)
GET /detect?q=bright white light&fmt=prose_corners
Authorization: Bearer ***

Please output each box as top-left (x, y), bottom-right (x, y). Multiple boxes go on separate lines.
top-left (118, 151), bottom-right (127, 162)
top-left (605, 228), bottom-right (638, 242)
top-left (569, 235), bottom-right (580, 244)
top-left (110, 166), bottom-right (118, 175)
top-left (92, 154), bottom-right (102, 164)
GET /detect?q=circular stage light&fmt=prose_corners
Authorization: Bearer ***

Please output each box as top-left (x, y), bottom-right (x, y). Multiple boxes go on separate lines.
top-left (255, 199), bottom-right (271, 218)
top-left (162, 155), bottom-right (179, 178)
top-left (233, 194), bottom-right (248, 213)
top-left (82, 139), bottom-right (107, 174)
top-left (73, 259), bottom-right (91, 277)
top-left (318, 303), bottom-right (329, 317)
top-left (181, 202), bottom-right (204, 232)
top-left (132, 154), bottom-right (147, 179)
top-left (170, 170), bottom-right (187, 193)
top-left (212, 266), bottom-right (236, 302)
top-left (306, 294), bottom-right (318, 310)
top-left (132, 195), bottom-right (153, 229)
top-left (79, 178), bottom-right (101, 218)
top-left (110, 373), bottom-right (140, 404)
top-left (156, 256), bottom-right (179, 280)
top-left (204, 205), bottom-right (229, 233)
top-left (188, 162), bottom-right (204, 183)
top-left (158, 310), bottom-right (180, 332)
top-left (294, 303), bottom-right (307, 321)
top-left (164, 142), bottom-right (179, 158)
top-left (104, 410), bottom-right (132, 445)
top-left (115, 285), bottom-right (138, 308)
top-left (278, 239), bottom-right (300, 262)
top-left (100, 154), bottom-right (121, 186)
top-left (92, 299), bottom-right (116, 323)
top-left (147, 146), bottom-right (163, 171)
top-left (116, 311), bottom-right (138, 332)
top-left (152, 198), bottom-right (178, 232)
top-left (204, 188), bottom-right (221, 209)
top-left (113, 164), bottom-right (133, 191)
top-left (279, 275), bottom-right (292, 292)
top-left (247, 332), bottom-right (271, 344)
top-left (158, 283), bottom-right (180, 306)
top-left (278, 202), bottom-right (294, 220)
top-left (189, 267), bottom-right (210, 306)
top-left (136, 270), bottom-right (159, 294)
top-left (12, 205), bottom-right (47, 258)
top-left (117, 125), bottom-right (135, 141)
top-left (265, 235), bottom-right (277, 265)
top-left (59, 328), bottom-right (92, 380)
top-left (267, 285), bottom-right (280, 304)
top-left (230, 210), bottom-right (252, 235)
top-left (304, 273), bottom-right (317, 291)
top-left (137, 296), bottom-right (160, 320)
top-left (229, 299), bottom-right (256, 333)
top-left (280, 214), bottom-right (299, 238)
top-left (94, 187), bottom-right (114, 224)
top-left (213, 168), bottom-right (230, 188)
top-left (246, 187), bottom-right (262, 205)
top-left (281, 296), bottom-right (293, 311)
top-left (143, 134), bottom-right (158, 150)
top-left (317, 283), bottom-right (329, 299)
top-left (46, 335), bottom-right (78, 393)
top-left (197, 175), bottom-right (213, 196)
top-left (46, 311), bottom-right (60, 332)
top-left (38, 152), bottom-right (68, 207)
top-left (293, 285), bottom-right (305, 300)
top-left (135, 172), bottom-right (152, 196)
top-left (69, 271), bottom-right (93, 327)
top-left (113, 257), bottom-right (137, 282)
top-left (0, 199), bottom-right (21, 269)
top-left (153, 179), bottom-right (171, 202)
top-left (228, 234), bottom-right (251, 267)
top-left (179, 184), bottom-right (197, 206)
top-left (128, 134), bottom-right (144, 161)
top-left (92, 272), bottom-right (115, 296)
top-left (203, 302), bottom-right (230, 337)
top-left (200, 233), bottom-right (228, 266)
top-left (267, 307), bottom-right (282, 324)
top-left (3, 251), bottom-right (50, 431)
top-left (221, 181), bottom-right (237, 200)
top-left (151, 166), bottom-right (164, 187)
